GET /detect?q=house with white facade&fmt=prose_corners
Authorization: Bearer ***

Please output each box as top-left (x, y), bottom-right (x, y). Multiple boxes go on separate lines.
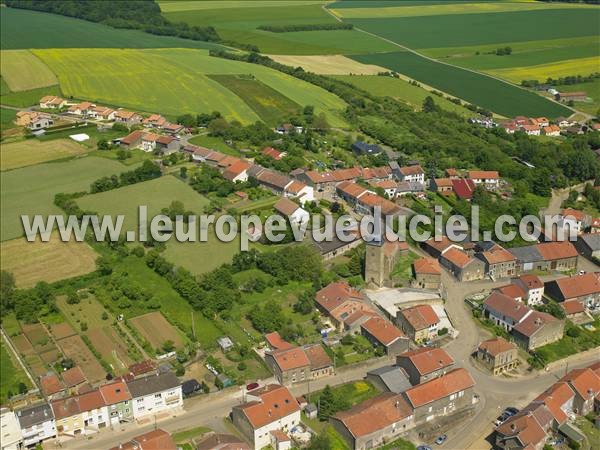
top-left (468, 171), bottom-right (500, 190)
top-left (1, 408), bottom-right (23, 450)
top-left (274, 198), bottom-right (309, 225)
top-left (398, 165), bottom-right (425, 184)
top-left (126, 372), bottom-right (182, 419)
top-left (483, 291), bottom-right (532, 331)
top-left (15, 403), bottom-right (56, 447)
top-left (231, 384), bottom-right (301, 450)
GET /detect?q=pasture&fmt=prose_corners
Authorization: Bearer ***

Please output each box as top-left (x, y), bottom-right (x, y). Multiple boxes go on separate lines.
top-left (129, 312), bottom-right (185, 351)
top-left (0, 7), bottom-right (224, 50)
top-left (0, 50), bottom-right (58, 92)
top-left (1, 138), bottom-right (88, 171)
top-left (0, 85), bottom-right (62, 108)
top-left (333, 75), bottom-right (473, 116)
top-left (1, 107), bottom-right (17, 129)
top-left (268, 55), bottom-right (386, 75)
top-left (77, 175), bottom-right (210, 234)
top-left (209, 74), bottom-right (300, 125)
top-left (56, 334), bottom-right (106, 383)
top-left (34, 48), bottom-right (347, 126)
top-left (487, 57), bottom-right (600, 84)
top-left (556, 80), bottom-right (600, 116)
top-left (350, 51), bottom-right (572, 118)
top-left (1, 156), bottom-right (130, 241)
top-left (0, 233), bottom-right (98, 288)
top-left (1, 340), bottom-right (31, 404)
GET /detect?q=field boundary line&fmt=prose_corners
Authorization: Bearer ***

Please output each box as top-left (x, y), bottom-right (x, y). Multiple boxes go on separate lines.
top-left (321, 3), bottom-right (576, 118)
top-left (1, 326), bottom-right (37, 389)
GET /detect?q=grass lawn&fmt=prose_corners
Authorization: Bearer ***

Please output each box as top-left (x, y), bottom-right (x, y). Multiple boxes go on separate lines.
top-left (209, 74), bottom-right (301, 126)
top-left (0, 339), bottom-right (31, 404)
top-left (90, 148), bottom-right (154, 166)
top-left (1, 313), bottom-right (22, 337)
top-left (35, 48), bottom-right (347, 126)
top-left (575, 416), bottom-right (600, 450)
top-left (172, 426), bottom-right (211, 444)
top-left (1, 138), bottom-right (88, 171)
top-left (334, 75), bottom-right (472, 116)
top-left (187, 135), bottom-right (241, 156)
top-left (0, 84), bottom-right (62, 108)
top-left (391, 250), bottom-right (419, 282)
top-left (550, 79), bottom-right (600, 116)
top-left (535, 318), bottom-right (600, 365)
top-left (0, 107), bottom-right (17, 128)
top-left (311, 380), bottom-right (379, 410)
top-left (0, 233), bottom-right (98, 288)
top-left (0, 50), bottom-right (58, 91)
top-left (379, 437), bottom-right (417, 450)
top-left (1, 156), bottom-right (130, 241)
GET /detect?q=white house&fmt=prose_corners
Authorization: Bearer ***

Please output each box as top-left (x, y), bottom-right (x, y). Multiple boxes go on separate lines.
top-left (274, 198), bottom-right (309, 225)
top-left (468, 170), bottom-right (500, 190)
top-left (284, 181), bottom-right (314, 205)
top-left (15, 403), bottom-right (56, 447)
top-left (559, 208), bottom-right (589, 236)
top-left (1, 408), bottom-right (23, 450)
top-left (78, 390), bottom-right (110, 433)
top-left (141, 133), bottom-right (159, 152)
top-left (514, 275), bottom-right (545, 306)
top-left (126, 372), bottom-right (182, 419)
top-left (398, 165), bottom-right (425, 184)
top-left (39, 95), bottom-right (66, 109)
top-left (483, 292), bottom-right (532, 331)
top-left (231, 384), bottom-right (301, 450)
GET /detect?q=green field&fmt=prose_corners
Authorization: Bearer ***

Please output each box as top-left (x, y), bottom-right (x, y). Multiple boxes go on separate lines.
top-left (162, 2), bottom-right (397, 54)
top-left (0, 85), bottom-right (62, 108)
top-left (347, 9), bottom-right (600, 49)
top-left (209, 74), bottom-right (301, 125)
top-left (0, 50), bottom-right (58, 92)
top-left (351, 51), bottom-right (572, 118)
top-left (487, 57), bottom-right (600, 84)
top-left (553, 80), bottom-right (600, 116)
top-left (0, 107), bottom-right (17, 129)
top-left (334, 75), bottom-right (473, 116)
top-left (1, 156), bottom-right (130, 241)
top-left (1, 139), bottom-right (88, 172)
top-left (1, 339), bottom-right (31, 404)
top-left (0, 7), bottom-right (225, 50)
top-left (35, 48), bottom-right (347, 126)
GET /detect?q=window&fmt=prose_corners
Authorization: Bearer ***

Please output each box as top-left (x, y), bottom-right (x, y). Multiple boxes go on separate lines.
top-left (137, 399), bottom-right (143, 403)
top-left (154, 393), bottom-right (162, 398)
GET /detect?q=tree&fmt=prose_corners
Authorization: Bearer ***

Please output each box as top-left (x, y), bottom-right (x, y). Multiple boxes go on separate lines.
top-left (312, 113), bottom-right (330, 131)
top-left (80, 322), bottom-right (88, 332)
top-left (0, 270), bottom-right (16, 310)
top-left (318, 385), bottom-right (336, 420)
top-left (96, 256), bottom-right (113, 275)
top-left (162, 340), bottom-right (175, 353)
top-left (180, 166), bottom-right (188, 179)
top-left (307, 432), bottom-right (332, 450)
top-left (97, 138), bottom-right (110, 150)
top-left (101, 311), bottom-right (109, 320)
top-left (293, 290), bottom-right (314, 315)
top-left (422, 96), bottom-right (438, 113)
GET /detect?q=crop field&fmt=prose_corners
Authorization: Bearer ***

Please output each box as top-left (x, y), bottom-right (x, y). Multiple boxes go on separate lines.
top-left (0, 50), bottom-right (58, 92)
top-left (1, 156), bottom-right (129, 241)
top-left (209, 74), bottom-right (300, 125)
top-left (129, 312), bottom-right (185, 351)
top-left (0, 234), bottom-right (98, 288)
top-left (1, 7), bottom-right (224, 50)
top-left (1, 139), bottom-right (88, 171)
top-left (87, 327), bottom-right (135, 373)
top-left (351, 51), bottom-right (572, 118)
top-left (268, 55), bottom-right (386, 75)
top-left (1, 340), bottom-right (31, 403)
top-left (333, 75), bottom-right (473, 116)
top-left (161, 2), bottom-right (397, 54)
top-left (1, 107), bottom-right (17, 129)
top-left (159, 1), bottom-right (326, 12)
top-left (77, 176), bottom-right (210, 234)
top-left (49, 322), bottom-right (77, 341)
top-left (0, 85), bottom-right (62, 108)
top-left (21, 323), bottom-right (52, 350)
top-left (486, 57), bottom-right (600, 84)
top-left (12, 335), bottom-right (35, 356)
top-left (34, 48), bottom-right (347, 126)
top-left (56, 296), bottom-right (115, 332)
top-left (56, 334), bottom-right (106, 383)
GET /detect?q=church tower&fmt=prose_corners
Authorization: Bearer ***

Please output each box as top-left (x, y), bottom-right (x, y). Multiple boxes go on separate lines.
top-left (365, 238), bottom-right (385, 288)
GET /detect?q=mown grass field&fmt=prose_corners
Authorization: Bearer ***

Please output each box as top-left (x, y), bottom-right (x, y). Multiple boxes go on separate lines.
top-left (0, 50), bottom-right (58, 92)
top-left (351, 51), bottom-right (572, 118)
top-left (557, 80), bottom-right (600, 116)
top-left (209, 74), bottom-right (301, 125)
top-left (1, 156), bottom-right (130, 241)
top-left (0, 233), bottom-right (98, 288)
top-left (0, 7), bottom-right (224, 50)
top-left (35, 48), bottom-right (347, 126)
top-left (268, 55), bottom-right (386, 75)
top-left (1, 339), bottom-right (31, 404)
top-left (0, 85), bottom-right (62, 108)
top-left (1, 139), bottom-right (88, 171)
top-left (77, 176), bottom-right (210, 234)
top-left (0, 107), bottom-right (17, 129)
top-left (334, 75), bottom-right (473, 116)
top-left (161, 2), bottom-right (397, 54)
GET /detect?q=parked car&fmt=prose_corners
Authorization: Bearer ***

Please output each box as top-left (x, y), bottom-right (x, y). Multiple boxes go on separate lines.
top-left (504, 407), bottom-right (519, 416)
top-left (435, 435), bottom-right (447, 445)
top-left (246, 382), bottom-right (259, 391)
top-left (417, 446), bottom-right (432, 450)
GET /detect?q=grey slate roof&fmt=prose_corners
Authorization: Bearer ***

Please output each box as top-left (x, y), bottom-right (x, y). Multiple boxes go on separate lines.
top-left (367, 365), bottom-right (412, 393)
top-left (311, 233), bottom-right (359, 255)
top-left (509, 245), bottom-right (542, 264)
top-left (579, 233), bottom-right (600, 251)
top-left (15, 403), bottom-right (54, 428)
top-left (126, 372), bottom-right (180, 398)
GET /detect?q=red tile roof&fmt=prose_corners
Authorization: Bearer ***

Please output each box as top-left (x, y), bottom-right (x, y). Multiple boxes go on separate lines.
top-left (399, 165), bottom-right (424, 176)
top-left (77, 389), bottom-right (106, 412)
top-left (424, 237), bottom-right (454, 254)
top-left (517, 275), bottom-right (543, 290)
top-left (223, 160), bottom-right (251, 181)
top-left (478, 337), bottom-right (516, 357)
top-left (404, 368), bottom-right (474, 408)
top-left (274, 198), bottom-right (300, 216)
top-left (262, 147), bottom-right (283, 160)
top-left (336, 181), bottom-right (368, 200)
top-left (128, 360), bottom-right (156, 377)
top-left (237, 385), bottom-right (300, 429)
top-left (40, 373), bottom-right (64, 396)
top-left (51, 396), bottom-right (81, 420)
top-left (549, 272), bottom-right (600, 300)
top-left (360, 316), bottom-right (406, 346)
top-left (413, 257), bottom-right (441, 275)
top-left (303, 344), bottom-right (332, 370)
top-left (98, 381), bottom-right (132, 405)
top-left (468, 170), bottom-right (499, 180)
top-left (398, 347), bottom-right (454, 375)
top-left (62, 367), bottom-right (86, 387)
top-left (535, 241), bottom-right (578, 261)
top-left (512, 311), bottom-right (558, 338)
top-left (269, 347), bottom-right (310, 371)
top-left (316, 282), bottom-right (362, 314)
top-left (441, 246), bottom-right (472, 268)
top-left (559, 367), bottom-right (600, 401)
top-left (484, 291), bottom-right (531, 323)
top-left (560, 300), bottom-right (585, 315)
top-left (334, 393), bottom-right (412, 438)
top-left (533, 382), bottom-right (574, 425)
top-left (109, 429), bottom-right (176, 450)
top-left (480, 244), bottom-right (515, 265)
top-left (285, 180), bottom-right (307, 195)
top-left (452, 178), bottom-right (476, 200)
top-left (496, 284), bottom-right (526, 301)
top-left (496, 413), bottom-right (546, 448)
top-left (399, 304), bottom-right (440, 331)
top-left (265, 332), bottom-right (293, 351)
top-left (121, 130), bottom-right (144, 146)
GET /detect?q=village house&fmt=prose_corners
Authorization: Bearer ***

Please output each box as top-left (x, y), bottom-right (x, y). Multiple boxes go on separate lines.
top-left (509, 241), bottom-right (578, 274)
top-left (283, 179), bottom-right (314, 205)
top-left (77, 390), bottom-right (110, 433)
top-left (370, 179), bottom-right (398, 198)
top-left (402, 368), bottom-right (476, 422)
top-left (476, 244), bottom-right (517, 280)
top-left (514, 275), bottom-right (545, 305)
top-left (109, 429), bottom-right (176, 450)
top-left (476, 337), bottom-right (518, 375)
top-left (114, 110), bottom-right (142, 127)
top-left (439, 246), bottom-right (486, 282)
top-left (163, 123), bottom-right (185, 136)
top-left (544, 272), bottom-right (600, 309)
top-left (273, 198), bottom-right (309, 225)
top-left (495, 405), bottom-right (552, 450)
top-left (98, 381), bottom-right (133, 425)
top-left (483, 291), bottom-right (532, 331)
top-left (396, 304), bottom-right (440, 343)
top-left (532, 117), bottom-right (550, 128)
top-left (40, 372), bottom-right (65, 398)
top-left (315, 282), bottom-right (371, 332)
top-left (126, 372), bottom-right (182, 419)
top-left (575, 233), bottom-right (600, 259)
top-left (310, 231), bottom-right (362, 261)
top-left (90, 106), bottom-right (115, 121)
top-left (223, 160), bottom-right (251, 183)
top-left (396, 347), bottom-right (455, 386)
top-left (330, 393), bottom-right (414, 450)
top-left (521, 124), bottom-right (541, 136)
top-left (62, 366), bottom-right (86, 392)
top-left (0, 408), bottom-right (22, 450)
top-left (559, 367), bottom-right (600, 415)
top-left (142, 114), bottom-right (167, 129)
top-left (231, 384), bottom-right (300, 450)
top-left (253, 169), bottom-right (292, 196)
top-left (51, 397), bottom-right (84, 437)
top-left (39, 95), bottom-right (66, 109)
top-left (15, 111), bottom-right (53, 130)
top-left (15, 403), bottom-right (56, 447)
top-left (196, 433), bottom-right (250, 450)
top-left (360, 316), bottom-right (409, 356)
top-left (560, 208), bottom-right (591, 235)
top-left (468, 170), bottom-right (500, 190)
top-left (262, 147), bottom-right (286, 160)
top-left (155, 135), bottom-right (179, 154)
top-left (336, 181), bottom-right (370, 207)
top-left (557, 91), bottom-right (587, 103)
top-left (543, 125), bottom-right (561, 137)
top-left (119, 130), bottom-right (145, 150)
top-left (560, 299), bottom-right (588, 322)
top-left (452, 178), bottom-right (476, 200)
top-left (67, 101), bottom-right (95, 116)
top-left (511, 311), bottom-right (563, 351)
top-left (430, 178), bottom-right (453, 195)
top-left (412, 257), bottom-right (441, 290)
top-left (398, 165), bottom-right (425, 184)
top-left (365, 365), bottom-right (413, 394)
top-left (421, 237), bottom-right (455, 259)
top-left (141, 132), bottom-right (159, 152)
top-left (303, 344), bottom-right (335, 379)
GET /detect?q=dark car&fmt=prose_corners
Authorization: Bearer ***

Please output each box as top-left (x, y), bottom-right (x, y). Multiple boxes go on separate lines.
top-left (435, 435), bottom-right (447, 445)
top-left (246, 382), bottom-right (259, 391)
top-left (417, 446), bottom-right (432, 450)
top-left (505, 407), bottom-right (519, 416)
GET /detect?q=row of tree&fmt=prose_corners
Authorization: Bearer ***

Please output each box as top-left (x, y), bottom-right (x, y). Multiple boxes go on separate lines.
top-left (257, 23), bottom-right (353, 33)
top-left (90, 160), bottom-right (161, 193)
